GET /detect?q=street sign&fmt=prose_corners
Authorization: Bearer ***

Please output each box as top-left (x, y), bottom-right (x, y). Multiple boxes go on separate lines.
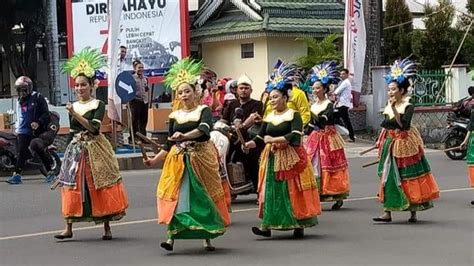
top-left (115, 71), bottom-right (136, 103)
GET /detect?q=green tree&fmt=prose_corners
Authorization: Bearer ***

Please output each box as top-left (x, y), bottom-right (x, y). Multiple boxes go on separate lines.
top-left (296, 34), bottom-right (343, 71)
top-left (383, 0), bottom-right (413, 64)
top-left (412, 0), bottom-right (456, 68)
top-left (452, 0), bottom-right (474, 68)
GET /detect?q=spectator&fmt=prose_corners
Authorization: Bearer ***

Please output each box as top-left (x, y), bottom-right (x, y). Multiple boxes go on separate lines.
top-left (333, 68), bottom-right (355, 142)
top-left (128, 60), bottom-right (149, 144)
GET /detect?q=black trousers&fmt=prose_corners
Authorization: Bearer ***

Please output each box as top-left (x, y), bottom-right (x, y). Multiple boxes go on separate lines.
top-left (129, 99), bottom-right (149, 142)
top-left (228, 142), bottom-right (262, 191)
top-left (334, 106), bottom-right (355, 140)
top-left (15, 131), bottom-right (55, 174)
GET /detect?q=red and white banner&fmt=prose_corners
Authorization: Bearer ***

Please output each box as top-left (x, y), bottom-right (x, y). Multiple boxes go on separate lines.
top-left (343, 0), bottom-right (366, 93)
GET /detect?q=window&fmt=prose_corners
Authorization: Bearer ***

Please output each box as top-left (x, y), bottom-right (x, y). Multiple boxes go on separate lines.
top-left (241, 43), bottom-right (254, 59)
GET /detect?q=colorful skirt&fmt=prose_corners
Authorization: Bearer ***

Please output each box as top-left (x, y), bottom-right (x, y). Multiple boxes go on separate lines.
top-left (257, 144), bottom-right (321, 230)
top-left (60, 135), bottom-right (128, 223)
top-left (466, 133), bottom-right (474, 187)
top-left (157, 141), bottom-right (229, 239)
top-left (376, 128), bottom-right (440, 211)
top-left (306, 126), bottom-right (350, 202)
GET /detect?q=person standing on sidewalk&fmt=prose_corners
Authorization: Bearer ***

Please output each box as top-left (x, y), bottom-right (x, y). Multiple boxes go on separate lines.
top-left (333, 69), bottom-right (355, 142)
top-left (128, 60), bottom-right (149, 144)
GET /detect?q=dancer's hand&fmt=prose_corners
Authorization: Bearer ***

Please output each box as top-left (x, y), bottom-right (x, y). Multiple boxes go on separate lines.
top-left (264, 136), bottom-right (274, 143)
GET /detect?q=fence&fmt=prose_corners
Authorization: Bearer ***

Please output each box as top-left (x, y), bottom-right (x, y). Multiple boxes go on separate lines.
top-left (411, 69), bottom-right (451, 106)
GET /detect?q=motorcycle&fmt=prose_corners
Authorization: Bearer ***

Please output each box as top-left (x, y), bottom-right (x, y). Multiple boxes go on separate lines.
top-left (0, 131), bottom-right (62, 176)
top-left (442, 112), bottom-right (468, 160)
top-left (210, 121), bottom-right (254, 200)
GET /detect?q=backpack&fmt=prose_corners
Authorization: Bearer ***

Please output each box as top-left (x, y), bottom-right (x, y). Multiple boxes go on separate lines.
top-left (31, 92), bottom-right (60, 134)
top-left (47, 111), bottom-right (60, 134)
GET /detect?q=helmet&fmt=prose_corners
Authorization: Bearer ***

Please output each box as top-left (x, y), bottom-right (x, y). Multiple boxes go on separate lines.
top-left (15, 76), bottom-right (33, 97)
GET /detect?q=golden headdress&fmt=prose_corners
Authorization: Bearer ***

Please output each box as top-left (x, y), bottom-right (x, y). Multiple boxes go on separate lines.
top-left (164, 58), bottom-right (203, 90)
top-left (62, 47), bottom-right (107, 79)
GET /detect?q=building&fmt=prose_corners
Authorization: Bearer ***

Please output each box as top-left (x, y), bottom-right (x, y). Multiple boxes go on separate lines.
top-left (191, 0), bottom-right (345, 97)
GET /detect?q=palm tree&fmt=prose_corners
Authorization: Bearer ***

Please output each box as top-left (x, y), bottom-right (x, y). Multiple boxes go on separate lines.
top-left (43, 0), bottom-right (60, 105)
top-left (296, 34), bottom-right (343, 71)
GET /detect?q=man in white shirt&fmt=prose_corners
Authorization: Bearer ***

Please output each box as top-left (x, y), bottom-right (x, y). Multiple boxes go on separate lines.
top-left (333, 68), bottom-right (355, 142)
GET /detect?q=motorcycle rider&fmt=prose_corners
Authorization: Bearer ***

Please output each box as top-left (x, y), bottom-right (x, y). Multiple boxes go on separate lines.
top-left (6, 76), bottom-right (55, 184)
top-left (453, 86), bottom-right (474, 119)
top-left (221, 74), bottom-right (264, 192)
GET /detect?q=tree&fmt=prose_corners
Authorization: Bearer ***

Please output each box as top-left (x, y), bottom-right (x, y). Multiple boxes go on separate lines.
top-left (383, 0), bottom-right (413, 64)
top-left (0, 0), bottom-right (45, 80)
top-left (452, 0), bottom-right (474, 69)
top-left (412, 0), bottom-right (456, 68)
top-left (43, 0), bottom-right (60, 105)
top-left (296, 34), bottom-right (343, 71)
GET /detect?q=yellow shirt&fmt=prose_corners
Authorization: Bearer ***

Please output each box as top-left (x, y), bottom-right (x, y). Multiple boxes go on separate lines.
top-left (263, 86), bottom-right (310, 126)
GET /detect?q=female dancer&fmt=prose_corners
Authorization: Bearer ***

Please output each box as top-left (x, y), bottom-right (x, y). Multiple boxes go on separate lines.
top-left (305, 62), bottom-right (350, 210)
top-left (243, 62), bottom-right (321, 238)
top-left (144, 59), bottom-right (230, 251)
top-left (460, 109), bottom-right (474, 205)
top-left (55, 48), bottom-right (128, 240)
top-left (373, 58), bottom-right (440, 223)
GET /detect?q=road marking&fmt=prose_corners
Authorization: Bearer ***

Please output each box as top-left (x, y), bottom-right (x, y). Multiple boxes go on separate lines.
top-left (1, 187), bottom-right (472, 241)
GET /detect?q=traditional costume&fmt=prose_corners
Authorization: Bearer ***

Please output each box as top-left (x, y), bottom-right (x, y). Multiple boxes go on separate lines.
top-left (157, 59), bottom-right (230, 250)
top-left (59, 48), bottom-right (128, 225)
top-left (465, 109), bottom-right (474, 204)
top-left (305, 62), bottom-right (350, 209)
top-left (251, 62), bottom-right (321, 238)
top-left (374, 58), bottom-right (439, 220)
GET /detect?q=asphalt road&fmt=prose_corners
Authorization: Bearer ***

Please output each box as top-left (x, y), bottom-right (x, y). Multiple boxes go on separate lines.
top-left (0, 143), bottom-right (472, 266)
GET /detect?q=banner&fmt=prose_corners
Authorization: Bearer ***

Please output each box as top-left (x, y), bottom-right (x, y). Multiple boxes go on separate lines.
top-left (343, 0), bottom-right (366, 93)
top-left (67, 0), bottom-right (188, 82)
top-left (107, 0), bottom-right (123, 122)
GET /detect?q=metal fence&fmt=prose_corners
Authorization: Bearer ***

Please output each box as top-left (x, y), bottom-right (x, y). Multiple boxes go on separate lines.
top-left (411, 69), bottom-right (451, 106)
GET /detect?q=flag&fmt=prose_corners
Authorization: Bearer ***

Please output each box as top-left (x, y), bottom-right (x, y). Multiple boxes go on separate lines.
top-left (343, 0), bottom-right (366, 93)
top-left (107, 0), bottom-right (123, 122)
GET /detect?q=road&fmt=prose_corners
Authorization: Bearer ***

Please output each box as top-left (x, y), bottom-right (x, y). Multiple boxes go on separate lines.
top-left (0, 142), bottom-right (472, 266)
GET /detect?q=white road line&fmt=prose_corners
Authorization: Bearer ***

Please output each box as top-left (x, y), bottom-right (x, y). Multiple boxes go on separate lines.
top-left (1, 187), bottom-right (472, 241)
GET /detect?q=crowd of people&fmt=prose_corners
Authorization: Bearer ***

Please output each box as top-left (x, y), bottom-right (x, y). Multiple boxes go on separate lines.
top-left (6, 47), bottom-right (473, 253)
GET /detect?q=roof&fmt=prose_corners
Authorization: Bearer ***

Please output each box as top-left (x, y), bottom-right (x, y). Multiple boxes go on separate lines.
top-left (191, 0), bottom-right (344, 43)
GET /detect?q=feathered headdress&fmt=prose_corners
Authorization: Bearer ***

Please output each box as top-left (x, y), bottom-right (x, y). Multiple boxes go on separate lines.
top-left (164, 58), bottom-right (203, 90)
top-left (62, 47), bottom-right (106, 79)
top-left (306, 61), bottom-right (340, 87)
top-left (384, 58), bottom-right (417, 84)
top-left (265, 59), bottom-right (303, 92)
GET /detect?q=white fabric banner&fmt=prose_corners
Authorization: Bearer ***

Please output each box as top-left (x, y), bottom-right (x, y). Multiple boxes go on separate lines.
top-left (343, 0), bottom-right (366, 93)
top-left (107, 0), bottom-right (123, 122)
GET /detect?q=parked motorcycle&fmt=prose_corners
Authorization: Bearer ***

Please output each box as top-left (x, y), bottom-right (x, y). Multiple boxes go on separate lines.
top-left (442, 112), bottom-right (468, 160)
top-left (210, 121), bottom-right (254, 200)
top-left (0, 131), bottom-right (62, 176)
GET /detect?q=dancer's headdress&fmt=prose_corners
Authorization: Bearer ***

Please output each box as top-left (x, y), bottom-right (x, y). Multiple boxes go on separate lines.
top-left (62, 47), bottom-right (106, 80)
top-left (384, 58), bottom-right (417, 85)
top-left (306, 61), bottom-right (340, 87)
top-left (265, 59), bottom-right (303, 94)
top-left (164, 58), bottom-right (203, 90)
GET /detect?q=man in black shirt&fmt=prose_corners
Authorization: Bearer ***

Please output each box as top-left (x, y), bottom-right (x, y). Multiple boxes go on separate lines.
top-left (221, 74), bottom-right (263, 191)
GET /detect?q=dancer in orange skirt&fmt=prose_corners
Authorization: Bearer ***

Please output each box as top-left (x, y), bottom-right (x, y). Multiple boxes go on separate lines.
top-left (460, 108), bottom-right (474, 205)
top-left (305, 62), bottom-right (350, 210)
top-left (373, 58), bottom-right (439, 223)
top-left (55, 48), bottom-right (128, 240)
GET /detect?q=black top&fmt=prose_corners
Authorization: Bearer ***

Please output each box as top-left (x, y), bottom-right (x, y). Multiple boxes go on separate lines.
top-left (380, 104), bottom-right (415, 130)
top-left (163, 105), bottom-right (213, 151)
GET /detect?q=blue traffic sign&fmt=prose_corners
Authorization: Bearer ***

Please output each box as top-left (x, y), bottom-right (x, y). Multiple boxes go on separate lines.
top-left (115, 71), bottom-right (137, 103)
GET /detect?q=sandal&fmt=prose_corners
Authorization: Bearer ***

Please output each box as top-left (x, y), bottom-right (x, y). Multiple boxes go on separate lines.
top-left (54, 232), bottom-right (73, 240)
top-left (251, 227), bottom-right (271, 237)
